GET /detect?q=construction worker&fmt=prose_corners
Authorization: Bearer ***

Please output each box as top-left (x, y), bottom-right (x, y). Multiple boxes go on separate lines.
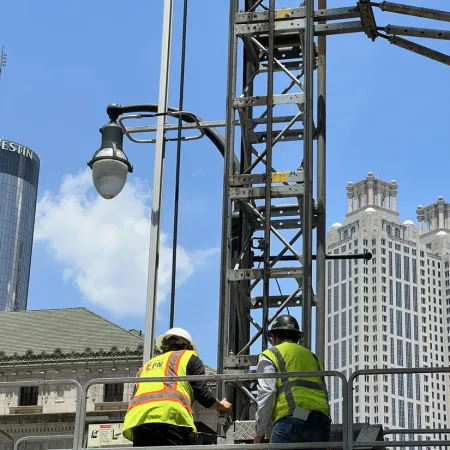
top-left (254, 315), bottom-right (331, 444)
top-left (122, 328), bottom-right (232, 446)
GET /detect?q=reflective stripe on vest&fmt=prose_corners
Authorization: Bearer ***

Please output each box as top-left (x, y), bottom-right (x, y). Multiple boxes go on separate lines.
top-left (268, 347), bottom-right (327, 415)
top-left (128, 390), bottom-right (193, 414)
top-left (164, 350), bottom-right (185, 390)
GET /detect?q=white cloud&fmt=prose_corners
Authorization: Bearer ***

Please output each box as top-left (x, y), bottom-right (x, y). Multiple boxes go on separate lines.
top-left (35, 169), bottom-right (218, 317)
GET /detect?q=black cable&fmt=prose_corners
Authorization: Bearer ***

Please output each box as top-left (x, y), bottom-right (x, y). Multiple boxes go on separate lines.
top-left (170, 0), bottom-right (189, 329)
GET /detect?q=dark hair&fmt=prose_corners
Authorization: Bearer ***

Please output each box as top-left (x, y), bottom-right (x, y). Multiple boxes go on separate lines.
top-left (160, 336), bottom-right (193, 353)
top-left (272, 330), bottom-right (299, 343)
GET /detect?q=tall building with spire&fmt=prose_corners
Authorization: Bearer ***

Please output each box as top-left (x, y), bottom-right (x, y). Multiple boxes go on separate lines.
top-left (325, 172), bottom-right (450, 443)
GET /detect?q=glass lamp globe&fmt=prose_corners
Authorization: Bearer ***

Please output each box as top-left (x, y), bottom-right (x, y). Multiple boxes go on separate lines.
top-left (91, 147), bottom-right (131, 199)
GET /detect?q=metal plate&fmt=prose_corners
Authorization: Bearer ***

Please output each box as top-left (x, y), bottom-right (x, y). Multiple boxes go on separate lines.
top-left (236, 19), bottom-right (306, 36)
top-left (233, 421), bottom-right (257, 442)
top-left (233, 93), bottom-right (305, 108)
top-left (224, 355), bottom-right (259, 368)
top-left (227, 267), bottom-right (303, 281)
top-left (230, 185), bottom-right (304, 200)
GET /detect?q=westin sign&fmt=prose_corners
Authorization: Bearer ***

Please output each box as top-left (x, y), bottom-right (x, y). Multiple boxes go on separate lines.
top-left (0, 138), bottom-right (34, 159)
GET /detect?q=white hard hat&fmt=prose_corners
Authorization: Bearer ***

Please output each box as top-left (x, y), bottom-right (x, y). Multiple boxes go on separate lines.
top-left (155, 327), bottom-right (197, 353)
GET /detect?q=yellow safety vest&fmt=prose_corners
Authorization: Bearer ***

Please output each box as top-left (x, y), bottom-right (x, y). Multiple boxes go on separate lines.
top-left (260, 342), bottom-right (330, 424)
top-left (122, 350), bottom-right (197, 441)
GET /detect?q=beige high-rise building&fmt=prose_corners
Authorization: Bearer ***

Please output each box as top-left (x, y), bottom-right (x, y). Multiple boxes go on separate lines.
top-left (326, 173), bottom-right (450, 446)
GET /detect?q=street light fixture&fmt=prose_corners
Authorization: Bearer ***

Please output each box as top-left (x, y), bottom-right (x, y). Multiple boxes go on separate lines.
top-left (88, 120), bottom-right (133, 200)
top-left (88, 101), bottom-right (229, 363)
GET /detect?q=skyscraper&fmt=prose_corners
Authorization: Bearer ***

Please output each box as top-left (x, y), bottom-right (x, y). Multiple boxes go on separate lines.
top-left (325, 172), bottom-right (449, 440)
top-left (0, 138), bottom-right (40, 311)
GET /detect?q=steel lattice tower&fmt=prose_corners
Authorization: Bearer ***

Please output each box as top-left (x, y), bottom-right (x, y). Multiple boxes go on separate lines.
top-left (216, 0), bottom-right (450, 429)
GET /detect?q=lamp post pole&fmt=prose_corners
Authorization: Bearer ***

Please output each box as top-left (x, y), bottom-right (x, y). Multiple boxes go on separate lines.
top-left (142, 0), bottom-right (174, 363)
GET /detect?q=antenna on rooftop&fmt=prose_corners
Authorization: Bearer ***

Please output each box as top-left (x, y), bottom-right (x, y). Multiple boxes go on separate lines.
top-left (0, 46), bottom-right (7, 80)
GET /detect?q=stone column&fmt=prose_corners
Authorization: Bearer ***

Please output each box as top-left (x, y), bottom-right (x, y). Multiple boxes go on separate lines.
top-left (416, 206), bottom-right (424, 234)
top-left (347, 182), bottom-right (354, 213)
top-left (367, 172), bottom-right (374, 205)
top-left (437, 196), bottom-right (445, 229)
top-left (390, 181), bottom-right (398, 212)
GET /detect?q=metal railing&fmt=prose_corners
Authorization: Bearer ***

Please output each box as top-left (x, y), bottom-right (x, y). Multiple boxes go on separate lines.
top-left (348, 367), bottom-right (450, 450)
top-left (77, 371), bottom-right (347, 450)
top-left (0, 380), bottom-right (82, 450)
top-left (14, 435), bottom-right (73, 450)
top-left (4, 368), bottom-right (450, 450)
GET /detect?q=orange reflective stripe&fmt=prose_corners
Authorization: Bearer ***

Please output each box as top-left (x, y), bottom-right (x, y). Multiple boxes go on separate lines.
top-left (128, 391), bottom-right (193, 414)
top-left (135, 366), bottom-right (143, 392)
top-left (164, 350), bottom-right (186, 389)
top-left (172, 350), bottom-right (186, 390)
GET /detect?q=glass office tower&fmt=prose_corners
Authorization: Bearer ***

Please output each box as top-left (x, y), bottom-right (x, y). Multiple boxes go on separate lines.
top-left (0, 138), bottom-right (40, 311)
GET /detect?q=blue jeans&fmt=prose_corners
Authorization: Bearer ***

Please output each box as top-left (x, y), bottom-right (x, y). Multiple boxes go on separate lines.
top-left (271, 415), bottom-right (330, 444)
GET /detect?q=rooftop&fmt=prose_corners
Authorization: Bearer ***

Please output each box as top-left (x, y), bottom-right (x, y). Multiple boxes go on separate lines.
top-left (0, 307), bottom-right (143, 357)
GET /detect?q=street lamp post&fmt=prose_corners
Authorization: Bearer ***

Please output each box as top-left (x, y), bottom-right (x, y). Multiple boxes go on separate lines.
top-left (88, 102), bottom-right (227, 364)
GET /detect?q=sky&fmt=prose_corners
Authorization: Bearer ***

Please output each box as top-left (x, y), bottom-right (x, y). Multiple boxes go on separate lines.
top-left (0, 1), bottom-right (449, 367)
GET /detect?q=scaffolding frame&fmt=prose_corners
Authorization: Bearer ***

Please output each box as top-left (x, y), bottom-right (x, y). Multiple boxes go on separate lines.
top-left (215, 0), bottom-right (450, 423)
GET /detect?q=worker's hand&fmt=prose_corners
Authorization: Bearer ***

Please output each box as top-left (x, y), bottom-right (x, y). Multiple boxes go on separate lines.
top-left (254, 436), bottom-right (269, 444)
top-left (215, 397), bottom-right (232, 413)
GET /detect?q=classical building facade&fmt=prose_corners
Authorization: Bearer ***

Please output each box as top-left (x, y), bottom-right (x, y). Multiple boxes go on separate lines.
top-left (325, 173), bottom-right (450, 445)
top-left (0, 308), bottom-right (217, 450)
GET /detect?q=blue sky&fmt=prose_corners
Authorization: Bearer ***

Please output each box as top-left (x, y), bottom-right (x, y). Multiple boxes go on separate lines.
top-left (0, 1), bottom-right (449, 367)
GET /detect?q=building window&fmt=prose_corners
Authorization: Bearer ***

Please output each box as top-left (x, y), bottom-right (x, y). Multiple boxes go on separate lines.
top-left (397, 340), bottom-right (404, 366)
top-left (399, 399), bottom-right (405, 427)
top-left (404, 284), bottom-right (410, 310)
top-left (341, 260), bottom-right (347, 281)
top-left (390, 338), bottom-right (395, 364)
top-left (104, 383), bottom-right (124, 402)
top-left (334, 286), bottom-right (339, 311)
top-left (405, 312), bottom-right (411, 340)
top-left (396, 281), bottom-right (402, 307)
top-left (396, 310), bottom-right (403, 336)
top-left (414, 315), bottom-right (419, 341)
top-left (341, 340), bottom-right (347, 367)
top-left (334, 314), bottom-right (339, 340)
top-left (392, 398), bottom-right (396, 425)
top-left (395, 228), bottom-right (401, 239)
top-left (386, 225), bottom-right (392, 235)
top-left (19, 387), bottom-right (39, 406)
top-left (404, 255), bottom-right (410, 281)
top-left (398, 375), bottom-right (405, 397)
top-left (395, 254), bottom-right (401, 279)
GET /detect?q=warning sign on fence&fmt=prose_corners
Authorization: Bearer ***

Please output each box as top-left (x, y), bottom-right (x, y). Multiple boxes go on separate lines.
top-left (87, 423), bottom-right (131, 448)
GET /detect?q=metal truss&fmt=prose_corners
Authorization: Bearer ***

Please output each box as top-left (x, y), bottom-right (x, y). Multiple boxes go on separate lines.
top-left (216, 0), bottom-right (450, 425)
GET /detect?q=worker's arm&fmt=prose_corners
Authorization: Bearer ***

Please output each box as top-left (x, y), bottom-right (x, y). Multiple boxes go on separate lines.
top-left (255, 356), bottom-right (277, 441)
top-left (187, 355), bottom-right (231, 412)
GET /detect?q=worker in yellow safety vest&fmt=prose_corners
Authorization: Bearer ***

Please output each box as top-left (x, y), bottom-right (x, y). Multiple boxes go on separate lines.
top-left (254, 315), bottom-right (331, 444)
top-left (122, 328), bottom-right (232, 446)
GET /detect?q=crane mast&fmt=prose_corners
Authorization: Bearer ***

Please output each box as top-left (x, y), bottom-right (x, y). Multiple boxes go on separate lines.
top-left (216, 0), bottom-right (450, 433)
top-left (217, 0), bottom-right (320, 422)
